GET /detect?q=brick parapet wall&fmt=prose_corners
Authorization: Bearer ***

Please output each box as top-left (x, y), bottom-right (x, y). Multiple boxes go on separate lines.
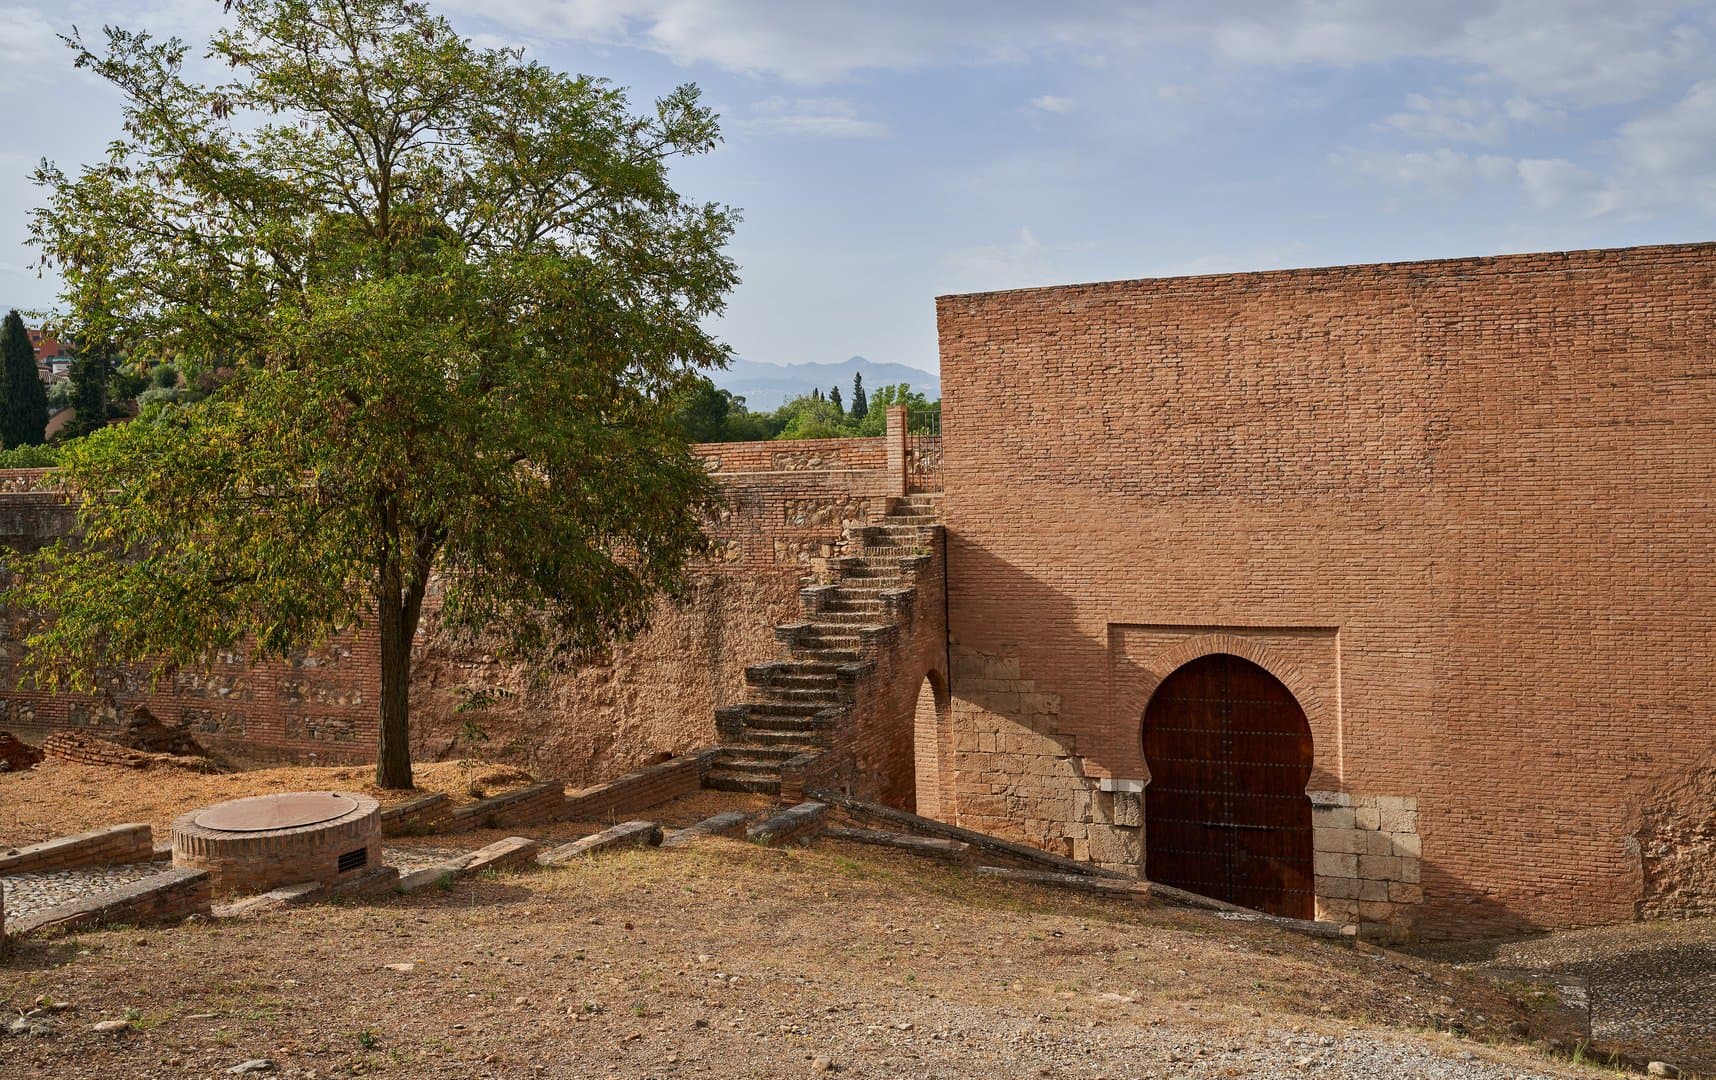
top-left (380, 793), bottom-right (453, 836)
top-left (448, 781), bottom-right (566, 831)
top-left (935, 241), bottom-right (1716, 936)
top-left (0, 823), bottom-right (154, 876)
top-left (561, 750), bottom-right (715, 823)
top-left (0, 435), bottom-right (903, 779)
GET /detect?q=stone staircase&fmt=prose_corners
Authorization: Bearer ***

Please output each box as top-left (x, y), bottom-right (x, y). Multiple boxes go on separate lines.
top-left (706, 494), bottom-right (942, 796)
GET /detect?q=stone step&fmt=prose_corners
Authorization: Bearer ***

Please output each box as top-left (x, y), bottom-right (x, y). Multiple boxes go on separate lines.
top-left (792, 647), bottom-right (862, 662)
top-left (806, 613), bottom-right (887, 627)
top-left (751, 671), bottom-right (841, 689)
top-left (742, 700), bottom-right (828, 718)
top-left (754, 687), bottom-right (842, 705)
top-left (742, 711), bottom-right (837, 733)
top-left (716, 745), bottom-right (803, 762)
top-left (704, 768), bottom-right (782, 795)
top-left (744, 730), bottom-right (830, 748)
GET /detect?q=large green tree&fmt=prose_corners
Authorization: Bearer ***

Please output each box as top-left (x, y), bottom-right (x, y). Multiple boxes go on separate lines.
top-left (0, 310), bottom-right (49, 447)
top-left (17, 0), bottom-right (737, 788)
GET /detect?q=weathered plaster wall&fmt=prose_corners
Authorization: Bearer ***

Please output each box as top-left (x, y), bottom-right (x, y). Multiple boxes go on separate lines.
top-left (935, 242), bottom-right (1716, 938)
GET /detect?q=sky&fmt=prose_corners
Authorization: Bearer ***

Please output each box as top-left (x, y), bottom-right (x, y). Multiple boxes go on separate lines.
top-left (3, 2), bottom-right (1715, 377)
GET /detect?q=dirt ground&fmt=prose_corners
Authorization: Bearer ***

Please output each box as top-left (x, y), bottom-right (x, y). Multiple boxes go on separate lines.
top-left (0, 759), bottom-right (536, 846)
top-left (1, 838), bottom-right (1612, 1080)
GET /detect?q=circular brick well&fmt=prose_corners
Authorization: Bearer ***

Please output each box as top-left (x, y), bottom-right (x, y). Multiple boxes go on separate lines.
top-left (172, 791), bottom-right (382, 896)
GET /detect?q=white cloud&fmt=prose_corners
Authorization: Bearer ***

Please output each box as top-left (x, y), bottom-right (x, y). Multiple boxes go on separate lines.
top-left (733, 97), bottom-right (888, 138)
top-left (440, 1), bottom-right (1713, 99)
top-left (0, 6), bottom-right (59, 93)
top-left (1516, 158), bottom-right (1597, 209)
top-left (1336, 147), bottom-right (1609, 215)
top-left (939, 226), bottom-right (1099, 292)
top-left (1381, 94), bottom-right (1506, 144)
top-left (1332, 147), bottom-right (1517, 198)
top-left (1028, 94), bottom-right (1077, 114)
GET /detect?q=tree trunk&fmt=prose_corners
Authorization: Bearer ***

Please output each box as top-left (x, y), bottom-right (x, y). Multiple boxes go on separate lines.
top-left (375, 579), bottom-right (414, 790)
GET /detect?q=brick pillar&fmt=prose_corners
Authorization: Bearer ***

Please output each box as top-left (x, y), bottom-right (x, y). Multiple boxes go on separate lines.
top-left (885, 405), bottom-right (909, 496)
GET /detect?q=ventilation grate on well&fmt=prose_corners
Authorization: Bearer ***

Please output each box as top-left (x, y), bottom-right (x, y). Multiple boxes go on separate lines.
top-left (337, 847), bottom-right (368, 873)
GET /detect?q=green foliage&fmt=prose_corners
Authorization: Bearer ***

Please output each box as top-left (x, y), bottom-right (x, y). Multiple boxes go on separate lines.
top-left (849, 372), bottom-right (867, 420)
top-left (15, 0), bottom-right (737, 787)
top-left (56, 350), bottom-right (116, 440)
top-left (0, 311), bottom-right (49, 447)
top-left (0, 442), bottom-right (60, 468)
top-left (688, 379), bottom-right (938, 442)
top-left (673, 376), bottom-right (775, 443)
top-left (828, 385), bottom-right (843, 413)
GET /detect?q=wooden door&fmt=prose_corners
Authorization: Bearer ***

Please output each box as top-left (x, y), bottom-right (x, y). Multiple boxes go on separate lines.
top-left (1142, 653), bottom-right (1315, 918)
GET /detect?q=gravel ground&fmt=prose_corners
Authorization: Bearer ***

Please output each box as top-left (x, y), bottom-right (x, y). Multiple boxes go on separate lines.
top-left (1, 859), bottom-right (172, 921)
top-left (0, 840), bottom-right (1607, 1080)
top-left (1473, 917), bottom-right (1716, 1075)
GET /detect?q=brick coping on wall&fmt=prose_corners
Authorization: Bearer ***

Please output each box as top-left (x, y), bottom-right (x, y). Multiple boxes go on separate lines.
top-left (935, 240), bottom-right (1716, 301)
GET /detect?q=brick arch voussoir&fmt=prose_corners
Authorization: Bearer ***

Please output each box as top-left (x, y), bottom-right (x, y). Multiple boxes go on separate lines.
top-left (1118, 634), bottom-right (1324, 733)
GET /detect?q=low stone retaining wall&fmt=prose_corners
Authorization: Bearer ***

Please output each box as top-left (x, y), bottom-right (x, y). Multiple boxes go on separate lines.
top-left (449, 782), bottom-right (566, 831)
top-left (0, 824), bottom-right (154, 876)
top-left (747, 801), bottom-right (828, 847)
top-left (810, 790), bottom-right (1129, 879)
top-left (397, 836), bottom-right (542, 893)
top-left (538, 821), bottom-right (663, 865)
top-left (662, 810), bottom-right (750, 848)
top-left (562, 750), bottom-right (717, 823)
top-left (823, 826), bottom-right (975, 866)
top-left (380, 793), bottom-right (453, 836)
top-left (5, 866), bottom-right (211, 938)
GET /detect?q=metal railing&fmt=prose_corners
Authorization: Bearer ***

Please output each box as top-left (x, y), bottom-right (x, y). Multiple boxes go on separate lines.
top-left (906, 408), bottom-right (942, 492)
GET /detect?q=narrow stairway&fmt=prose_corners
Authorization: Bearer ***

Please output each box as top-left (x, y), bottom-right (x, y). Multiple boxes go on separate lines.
top-left (706, 494), bottom-right (941, 796)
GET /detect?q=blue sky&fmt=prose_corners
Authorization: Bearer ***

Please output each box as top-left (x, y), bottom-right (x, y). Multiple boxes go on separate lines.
top-left (3, 2), bottom-right (1715, 377)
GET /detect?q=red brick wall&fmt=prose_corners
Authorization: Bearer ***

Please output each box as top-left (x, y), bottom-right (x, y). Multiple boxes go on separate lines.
top-left (934, 242), bottom-right (1716, 936)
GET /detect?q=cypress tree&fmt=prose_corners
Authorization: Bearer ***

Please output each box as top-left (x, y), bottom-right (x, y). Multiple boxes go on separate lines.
top-left (850, 372), bottom-right (868, 420)
top-left (0, 311), bottom-right (49, 447)
top-left (829, 385), bottom-right (843, 413)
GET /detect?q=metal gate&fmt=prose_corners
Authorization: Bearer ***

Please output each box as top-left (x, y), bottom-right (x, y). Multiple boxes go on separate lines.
top-left (1142, 653), bottom-right (1315, 918)
top-left (906, 407), bottom-right (942, 492)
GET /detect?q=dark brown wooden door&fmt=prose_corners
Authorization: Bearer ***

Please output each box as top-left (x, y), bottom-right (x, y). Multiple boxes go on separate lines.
top-left (1142, 653), bottom-right (1315, 919)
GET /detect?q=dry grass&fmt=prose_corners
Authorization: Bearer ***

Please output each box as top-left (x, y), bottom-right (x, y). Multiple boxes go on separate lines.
top-left (0, 759), bottom-right (535, 846)
top-left (0, 838), bottom-right (1601, 1079)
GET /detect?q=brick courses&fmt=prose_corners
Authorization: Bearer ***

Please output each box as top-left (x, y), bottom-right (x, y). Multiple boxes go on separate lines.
top-left (934, 241), bottom-right (1716, 937)
top-left (0, 824), bottom-right (154, 876)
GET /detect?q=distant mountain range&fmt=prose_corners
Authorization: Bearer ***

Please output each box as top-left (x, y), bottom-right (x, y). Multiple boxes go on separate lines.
top-left (711, 356), bottom-right (940, 412)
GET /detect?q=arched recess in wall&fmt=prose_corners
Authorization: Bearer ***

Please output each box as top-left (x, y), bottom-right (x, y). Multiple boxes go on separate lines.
top-left (1141, 652), bottom-right (1315, 919)
top-left (911, 669), bottom-right (953, 819)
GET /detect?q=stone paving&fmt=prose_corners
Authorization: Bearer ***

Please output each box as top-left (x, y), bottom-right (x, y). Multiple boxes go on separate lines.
top-left (1, 844), bottom-right (490, 922)
top-left (2, 859), bottom-right (174, 921)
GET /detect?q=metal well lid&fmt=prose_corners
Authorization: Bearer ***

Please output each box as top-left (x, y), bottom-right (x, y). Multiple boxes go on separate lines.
top-left (193, 792), bottom-right (359, 832)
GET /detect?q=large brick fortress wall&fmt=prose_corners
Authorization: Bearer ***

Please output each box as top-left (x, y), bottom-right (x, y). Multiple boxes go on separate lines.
top-left (0, 437), bottom-right (907, 784)
top-left (932, 242), bottom-right (1716, 938)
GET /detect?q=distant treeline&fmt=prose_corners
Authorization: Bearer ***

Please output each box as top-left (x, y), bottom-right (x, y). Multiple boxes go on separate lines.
top-left (679, 370), bottom-right (938, 442)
